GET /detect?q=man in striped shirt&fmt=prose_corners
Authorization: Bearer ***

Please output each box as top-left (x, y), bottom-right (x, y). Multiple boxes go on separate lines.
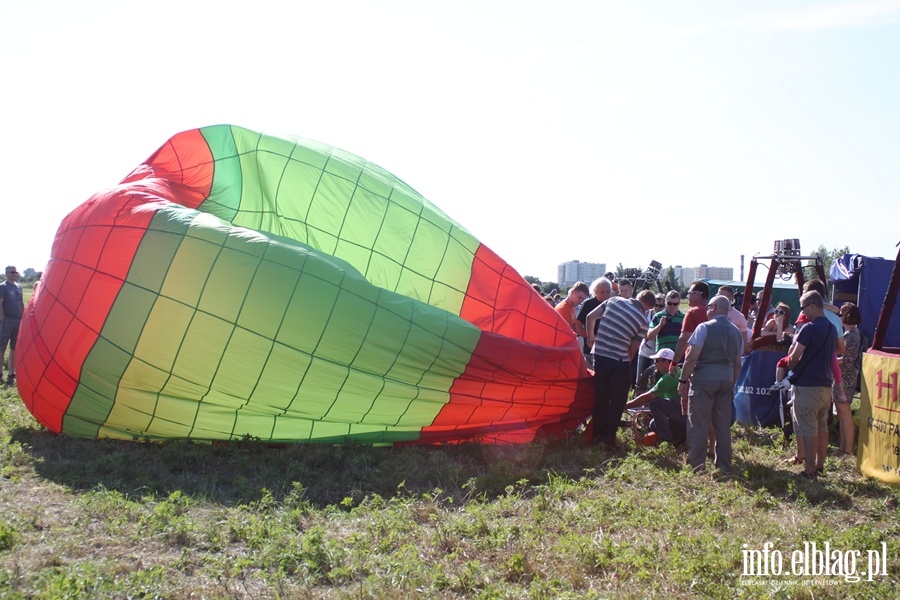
top-left (585, 289), bottom-right (657, 448)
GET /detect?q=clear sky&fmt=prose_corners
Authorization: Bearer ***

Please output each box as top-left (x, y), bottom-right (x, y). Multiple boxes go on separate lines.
top-left (2, 0), bottom-right (898, 283)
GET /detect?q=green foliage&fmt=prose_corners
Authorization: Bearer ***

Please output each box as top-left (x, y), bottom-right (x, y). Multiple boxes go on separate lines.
top-left (804, 244), bottom-right (850, 286)
top-left (20, 268), bottom-right (41, 284)
top-left (141, 490), bottom-right (195, 545)
top-left (2, 387), bottom-right (900, 598)
top-left (665, 264), bottom-right (682, 291)
top-left (523, 276), bottom-right (561, 295)
top-left (0, 521), bottom-right (17, 552)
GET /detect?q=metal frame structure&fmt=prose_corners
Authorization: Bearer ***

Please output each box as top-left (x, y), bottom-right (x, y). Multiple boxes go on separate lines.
top-left (622, 260), bottom-right (670, 295)
top-left (741, 239), bottom-right (827, 338)
top-left (871, 243), bottom-right (900, 352)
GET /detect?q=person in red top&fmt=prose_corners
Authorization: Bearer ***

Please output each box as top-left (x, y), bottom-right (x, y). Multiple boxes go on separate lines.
top-left (670, 281), bottom-right (710, 416)
top-left (670, 281), bottom-right (709, 372)
top-left (555, 281), bottom-right (589, 338)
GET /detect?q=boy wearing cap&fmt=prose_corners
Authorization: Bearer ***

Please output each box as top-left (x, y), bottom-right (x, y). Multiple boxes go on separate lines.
top-left (0, 266), bottom-right (24, 386)
top-left (624, 348), bottom-right (686, 446)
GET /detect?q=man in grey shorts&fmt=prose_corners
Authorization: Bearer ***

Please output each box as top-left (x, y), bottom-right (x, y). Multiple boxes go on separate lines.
top-left (785, 290), bottom-right (837, 480)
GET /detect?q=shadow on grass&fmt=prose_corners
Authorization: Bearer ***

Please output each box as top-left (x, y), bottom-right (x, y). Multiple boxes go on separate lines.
top-left (732, 454), bottom-right (900, 508)
top-left (11, 417), bottom-right (898, 510)
top-left (11, 425), bottom-right (606, 507)
top-left (728, 423), bottom-right (900, 507)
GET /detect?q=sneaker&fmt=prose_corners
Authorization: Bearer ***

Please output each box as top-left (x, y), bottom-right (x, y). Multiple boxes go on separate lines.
top-left (5, 374), bottom-right (14, 386)
top-left (769, 378), bottom-right (791, 392)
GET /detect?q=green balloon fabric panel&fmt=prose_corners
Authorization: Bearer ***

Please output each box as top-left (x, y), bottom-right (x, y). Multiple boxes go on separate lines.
top-left (16, 125), bottom-right (593, 444)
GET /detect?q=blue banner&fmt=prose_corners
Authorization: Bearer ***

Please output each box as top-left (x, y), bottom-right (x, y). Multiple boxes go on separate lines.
top-left (734, 350), bottom-right (787, 427)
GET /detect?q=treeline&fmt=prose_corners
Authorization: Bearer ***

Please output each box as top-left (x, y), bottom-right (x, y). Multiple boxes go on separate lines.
top-left (15, 268), bottom-right (42, 284)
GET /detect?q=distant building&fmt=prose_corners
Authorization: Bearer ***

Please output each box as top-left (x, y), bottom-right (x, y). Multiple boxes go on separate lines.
top-left (558, 260), bottom-right (606, 286)
top-left (675, 264), bottom-right (734, 285)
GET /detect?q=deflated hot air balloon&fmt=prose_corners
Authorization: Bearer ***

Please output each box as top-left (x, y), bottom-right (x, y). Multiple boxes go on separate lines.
top-left (16, 125), bottom-right (593, 444)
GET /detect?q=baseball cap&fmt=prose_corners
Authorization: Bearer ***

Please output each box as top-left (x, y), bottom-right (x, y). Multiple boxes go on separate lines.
top-left (650, 348), bottom-right (675, 361)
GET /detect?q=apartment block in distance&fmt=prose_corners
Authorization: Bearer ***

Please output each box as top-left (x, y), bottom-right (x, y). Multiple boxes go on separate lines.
top-left (558, 260), bottom-right (606, 286)
top-left (674, 264), bottom-right (734, 285)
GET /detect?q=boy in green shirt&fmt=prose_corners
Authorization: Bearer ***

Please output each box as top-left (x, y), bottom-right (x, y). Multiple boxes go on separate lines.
top-left (624, 348), bottom-right (686, 446)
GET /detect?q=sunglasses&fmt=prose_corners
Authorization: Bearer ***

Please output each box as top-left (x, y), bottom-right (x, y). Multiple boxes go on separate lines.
top-left (775, 309), bottom-right (785, 315)
top-left (666, 301), bottom-right (679, 306)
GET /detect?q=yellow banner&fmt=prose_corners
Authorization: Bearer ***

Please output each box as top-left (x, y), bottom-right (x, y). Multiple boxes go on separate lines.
top-left (858, 350), bottom-right (900, 485)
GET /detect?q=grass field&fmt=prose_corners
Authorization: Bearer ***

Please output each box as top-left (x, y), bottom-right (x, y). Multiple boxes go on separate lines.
top-left (1, 382), bottom-right (898, 599)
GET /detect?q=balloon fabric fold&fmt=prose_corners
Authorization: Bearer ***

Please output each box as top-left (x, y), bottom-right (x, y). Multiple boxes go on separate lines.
top-left (17, 125), bottom-right (593, 444)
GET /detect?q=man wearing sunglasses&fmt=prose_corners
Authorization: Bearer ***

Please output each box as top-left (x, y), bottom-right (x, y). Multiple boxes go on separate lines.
top-left (786, 291), bottom-right (838, 480)
top-left (0, 266), bottom-right (24, 386)
top-left (648, 290), bottom-right (684, 353)
top-left (670, 281), bottom-right (710, 374)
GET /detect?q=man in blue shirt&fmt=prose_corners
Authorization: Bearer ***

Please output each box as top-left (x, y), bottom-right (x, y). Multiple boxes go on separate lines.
top-left (0, 266), bottom-right (25, 386)
top-left (786, 290), bottom-right (837, 480)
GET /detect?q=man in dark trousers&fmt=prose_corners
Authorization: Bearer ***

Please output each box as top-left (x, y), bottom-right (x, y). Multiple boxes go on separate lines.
top-left (585, 289), bottom-right (656, 448)
top-left (576, 277), bottom-right (613, 368)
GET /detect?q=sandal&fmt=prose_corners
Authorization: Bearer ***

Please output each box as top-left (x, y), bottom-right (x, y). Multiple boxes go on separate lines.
top-left (784, 455), bottom-right (805, 465)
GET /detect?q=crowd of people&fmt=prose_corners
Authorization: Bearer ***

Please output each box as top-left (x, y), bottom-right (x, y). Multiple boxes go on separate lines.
top-left (545, 273), bottom-right (863, 478)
